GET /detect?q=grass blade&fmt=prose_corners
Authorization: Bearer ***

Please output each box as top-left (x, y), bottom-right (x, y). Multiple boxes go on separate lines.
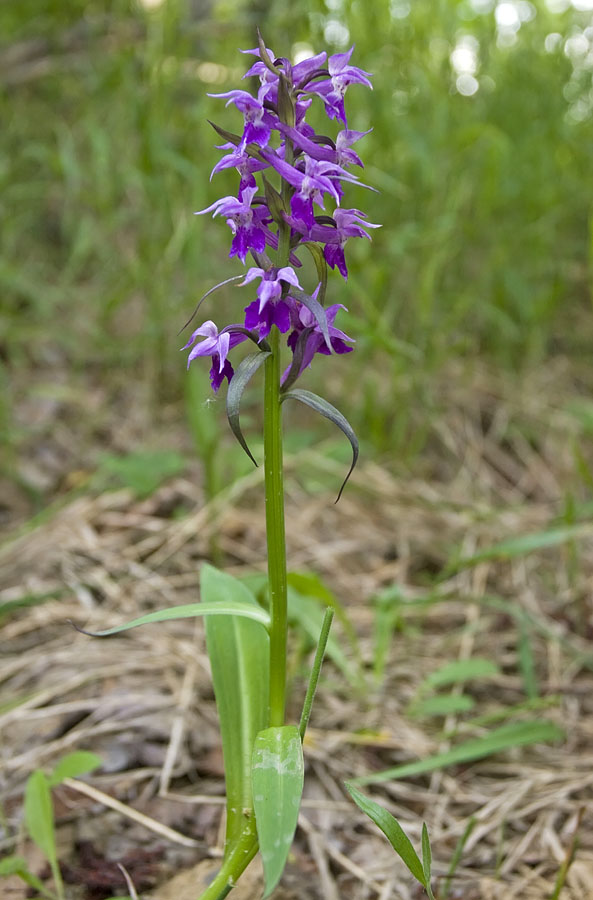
top-left (350, 720), bottom-right (564, 785)
top-left (346, 784), bottom-right (427, 888)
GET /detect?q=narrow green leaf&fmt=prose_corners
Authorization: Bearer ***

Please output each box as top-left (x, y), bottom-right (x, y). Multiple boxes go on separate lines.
top-left (350, 720), bottom-right (564, 785)
top-left (446, 524), bottom-right (593, 575)
top-left (202, 565), bottom-right (269, 853)
top-left (24, 771), bottom-right (63, 898)
top-left (71, 599), bottom-right (270, 637)
top-left (299, 608), bottom-right (334, 741)
top-left (208, 120), bottom-right (267, 163)
top-left (372, 586), bottom-right (403, 685)
top-left (424, 658), bottom-right (500, 690)
top-left (518, 615), bottom-right (538, 700)
top-left (281, 389), bottom-right (358, 501)
top-left (421, 823), bottom-right (433, 892)
top-left (288, 589), bottom-right (361, 691)
top-left (410, 694), bottom-right (475, 718)
top-left (442, 816), bottom-right (476, 899)
top-left (226, 350), bottom-right (271, 465)
top-left (179, 275), bottom-right (245, 334)
top-left (252, 726), bottom-right (304, 897)
top-left (346, 784), bottom-right (427, 888)
top-left (287, 571), bottom-right (361, 661)
top-left (48, 751), bottom-right (103, 788)
top-left (0, 855), bottom-right (56, 899)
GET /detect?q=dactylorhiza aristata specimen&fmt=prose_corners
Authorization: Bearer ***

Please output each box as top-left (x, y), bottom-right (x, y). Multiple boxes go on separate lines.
top-left (183, 40), bottom-right (379, 399)
top-left (176, 37), bottom-right (379, 899)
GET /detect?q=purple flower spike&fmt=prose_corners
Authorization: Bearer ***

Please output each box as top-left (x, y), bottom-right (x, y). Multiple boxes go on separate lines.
top-left (182, 321), bottom-right (247, 391)
top-left (195, 186), bottom-right (269, 264)
top-left (240, 266), bottom-right (301, 337)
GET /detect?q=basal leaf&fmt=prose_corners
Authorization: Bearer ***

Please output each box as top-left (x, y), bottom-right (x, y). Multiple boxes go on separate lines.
top-left (281, 389), bottom-right (358, 501)
top-left (48, 751), bottom-right (103, 788)
top-left (346, 784), bottom-right (427, 888)
top-left (226, 350), bottom-right (271, 465)
top-left (72, 599), bottom-right (270, 637)
top-left (202, 565), bottom-right (270, 853)
top-left (252, 726), bottom-right (304, 897)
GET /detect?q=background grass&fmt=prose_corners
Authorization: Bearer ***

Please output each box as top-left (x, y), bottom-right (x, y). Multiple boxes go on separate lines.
top-left (1, 0), bottom-right (592, 488)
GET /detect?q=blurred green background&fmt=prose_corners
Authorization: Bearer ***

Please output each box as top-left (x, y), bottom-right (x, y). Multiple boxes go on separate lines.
top-left (1, 0), bottom-right (592, 501)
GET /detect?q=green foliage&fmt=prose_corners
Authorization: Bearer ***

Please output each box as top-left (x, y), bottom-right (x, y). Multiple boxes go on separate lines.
top-left (0, 856), bottom-right (55, 900)
top-left (24, 771), bottom-right (64, 899)
top-left (201, 565), bottom-right (269, 851)
top-left (351, 719), bottom-right (564, 786)
top-left (346, 784), bottom-right (435, 899)
top-left (4, 753), bottom-right (103, 900)
top-left (441, 816), bottom-right (477, 900)
top-left (423, 658), bottom-right (500, 690)
top-left (445, 523), bottom-right (593, 575)
top-left (409, 657), bottom-right (500, 719)
top-left (99, 450), bottom-right (186, 498)
top-left (47, 750), bottom-right (104, 787)
top-left (73, 598), bottom-right (270, 637)
top-left (288, 585), bottom-right (362, 692)
top-left (252, 726), bottom-right (304, 897)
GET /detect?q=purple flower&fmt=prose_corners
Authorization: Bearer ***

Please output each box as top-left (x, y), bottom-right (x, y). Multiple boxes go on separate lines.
top-left (263, 152), bottom-right (344, 231)
top-left (276, 125), bottom-right (369, 171)
top-left (210, 144), bottom-right (269, 199)
top-left (284, 299), bottom-right (354, 382)
top-left (208, 90), bottom-right (276, 151)
top-left (182, 321), bottom-right (247, 392)
top-left (307, 47), bottom-right (372, 125)
top-left (241, 47), bottom-right (327, 96)
top-left (195, 186), bottom-right (270, 264)
top-left (239, 265), bottom-right (302, 337)
top-left (285, 207), bottom-right (381, 279)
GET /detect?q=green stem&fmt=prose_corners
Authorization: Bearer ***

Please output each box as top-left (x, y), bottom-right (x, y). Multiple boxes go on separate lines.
top-left (264, 326), bottom-right (288, 727)
top-left (264, 130), bottom-right (294, 729)
top-left (197, 826), bottom-right (259, 900)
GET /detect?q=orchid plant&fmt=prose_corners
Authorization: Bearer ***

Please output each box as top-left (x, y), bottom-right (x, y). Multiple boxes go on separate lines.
top-left (75, 33), bottom-right (440, 900)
